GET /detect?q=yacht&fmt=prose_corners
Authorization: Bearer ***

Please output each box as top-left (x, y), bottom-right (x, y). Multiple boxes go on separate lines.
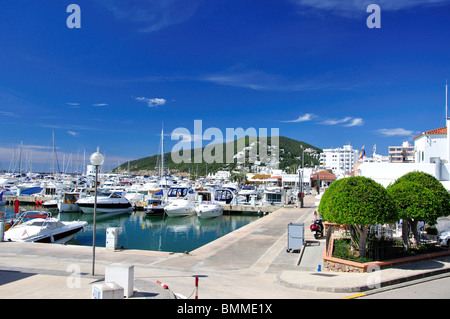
top-left (164, 198), bottom-right (196, 217)
top-left (164, 186), bottom-right (196, 217)
top-left (238, 185), bottom-right (262, 203)
top-left (16, 181), bottom-right (42, 195)
top-left (214, 188), bottom-right (235, 204)
top-left (195, 190), bottom-right (223, 218)
top-left (4, 211), bottom-right (87, 244)
top-left (76, 191), bottom-right (133, 214)
top-left (261, 186), bottom-right (283, 206)
top-left (214, 188), bottom-right (246, 205)
top-left (58, 192), bottom-right (83, 213)
top-left (145, 198), bottom-right (166, 216)
top-left (195, 202), bottom-right (223, 218)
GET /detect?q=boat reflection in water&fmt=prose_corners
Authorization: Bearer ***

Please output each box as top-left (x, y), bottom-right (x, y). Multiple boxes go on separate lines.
top-left (65, 211), bottom-right (260, 253)
top-left (2, 205), bottom-right (261, 253)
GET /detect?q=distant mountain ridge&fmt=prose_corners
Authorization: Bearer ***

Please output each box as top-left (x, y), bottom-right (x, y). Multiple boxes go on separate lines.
top-left (113, 136), bottom-right (322, 176)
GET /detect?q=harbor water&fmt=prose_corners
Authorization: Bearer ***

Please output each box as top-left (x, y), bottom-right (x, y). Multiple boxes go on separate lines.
top-left (1, 204), bottom-right (262, 253)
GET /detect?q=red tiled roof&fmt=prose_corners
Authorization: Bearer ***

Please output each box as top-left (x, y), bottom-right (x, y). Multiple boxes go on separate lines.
top-left (310, 171), bottom-right (336, 181)
top-left (413, 126), bottom-right (447, 140)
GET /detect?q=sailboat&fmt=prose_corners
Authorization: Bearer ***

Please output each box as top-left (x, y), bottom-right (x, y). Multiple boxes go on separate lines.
top-left (145, 126), bottom-right (169, 216)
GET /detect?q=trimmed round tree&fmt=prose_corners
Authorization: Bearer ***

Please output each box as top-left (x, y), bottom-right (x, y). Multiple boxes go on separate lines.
top-left (318, 176), bottom-right (397, 258)
top-left (392, 171), bottom-right (450, 219)
top-left (387, 180), bottom-right (439, 250)
top-left (388, 171), bottom-right (450, 249)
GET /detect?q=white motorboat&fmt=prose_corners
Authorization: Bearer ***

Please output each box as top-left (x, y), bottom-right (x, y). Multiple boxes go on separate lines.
top-left (42, 199), bottom-right (58, 208)
top-left (164, 198), bottom-right (196, 217)
top-left (76, 191), bottom-right (133, 214)
top-left (238, 185), bottom-right (259, 196)
top-left (195, 190), bottom-right (223, 218)
top-left (145, 198), bottom-right (166, 216)
top-left (58, 192), bottom-right (82, 213)
top-left (214, 188), bottom-right (246, 205)
top-left (164, 185), bottom-right (197, 217)
top-left (4, 211), bottom-right (87, 244)
top-left (195, 202), bottom-right (223, 219)
top-left (262, 186), bottom-right (283, 206)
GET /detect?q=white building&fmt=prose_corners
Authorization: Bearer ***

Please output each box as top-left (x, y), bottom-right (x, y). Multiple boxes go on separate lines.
top-left (413, 127), bottom-right (447, 163)
top-left (319, 144), bottom-right (359, 175)
top-left (356, 162), bottom-right (449, 188)
top-left (362, 145), bottom-right (390, 163)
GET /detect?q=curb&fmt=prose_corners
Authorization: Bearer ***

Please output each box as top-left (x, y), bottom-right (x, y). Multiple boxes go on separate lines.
top-left (276, 265), bottom-right (450, 293)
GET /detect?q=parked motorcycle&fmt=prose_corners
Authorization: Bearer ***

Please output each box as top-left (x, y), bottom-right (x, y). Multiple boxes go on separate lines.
top-left (310, 219), bottom-right (324, 239)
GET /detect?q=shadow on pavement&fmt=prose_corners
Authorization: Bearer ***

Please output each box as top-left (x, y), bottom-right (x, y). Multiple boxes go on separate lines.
top-left (0, 270), bottom-right (36, 286)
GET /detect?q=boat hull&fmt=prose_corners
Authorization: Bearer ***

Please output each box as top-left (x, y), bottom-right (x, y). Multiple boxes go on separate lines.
top-left (4, 220), bottom-right (87, 244)
top-left (33, 225), bottom-right (86, 244)
top-left (165, 200), bottom-right (196, 217)
top-left (196, 204), bottom-right (223, 218)
top-left (58, 202), bottom-right (80, 213)
top-left (77, 204), bottom-right (133, 214)
top-left (145, 207), bottom-right (165, 216)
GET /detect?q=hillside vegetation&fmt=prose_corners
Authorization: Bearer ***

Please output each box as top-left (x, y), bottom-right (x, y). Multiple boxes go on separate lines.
top-left (113, 136), bottom-right (322, 176)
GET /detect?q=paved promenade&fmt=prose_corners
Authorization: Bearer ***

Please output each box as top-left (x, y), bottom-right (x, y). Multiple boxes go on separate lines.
top-left (1, 194), bottom-right (450, 299)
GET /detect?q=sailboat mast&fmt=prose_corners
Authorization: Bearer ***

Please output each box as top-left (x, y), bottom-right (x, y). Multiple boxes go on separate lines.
top-left (19, 140), bottom-right (23, 175)
top-left (446, 79), bottom-right (448, 120)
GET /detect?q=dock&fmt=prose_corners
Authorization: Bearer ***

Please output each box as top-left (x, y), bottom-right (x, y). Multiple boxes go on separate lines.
top-left (4, 194), bottom-right (285, 215)
top-left (222, 204), bottom-right (280, 214)
top-left (3, 195), bottom-right (48, 206)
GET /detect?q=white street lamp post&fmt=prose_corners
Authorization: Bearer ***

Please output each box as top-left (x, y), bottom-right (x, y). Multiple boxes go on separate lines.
top-left (90, 147), bottom-right (104, 276)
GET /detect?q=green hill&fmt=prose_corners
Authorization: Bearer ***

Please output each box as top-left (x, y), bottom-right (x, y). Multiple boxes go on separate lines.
top-left (113, 136), bottom-right (322, 176)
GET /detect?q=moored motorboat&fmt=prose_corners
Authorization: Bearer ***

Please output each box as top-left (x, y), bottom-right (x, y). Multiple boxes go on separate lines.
top-left (4, 211), bottom-right (87, 244)
top-left (76, 191), bottom-right (133, 214)
top-left (195, 202), bottom-right (223, 219)
top-left (42, 199), bottom-right (58, 208)
top-left (145, 198), bottom-right (166, 216)
top-left (58, 192), bottom-right (82, 213)
top-left (164, 198), bottom-right (196, 217)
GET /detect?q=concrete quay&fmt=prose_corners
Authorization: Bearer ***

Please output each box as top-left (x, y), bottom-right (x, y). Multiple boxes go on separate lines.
top-left (1, 194), bottom-right (450, 299)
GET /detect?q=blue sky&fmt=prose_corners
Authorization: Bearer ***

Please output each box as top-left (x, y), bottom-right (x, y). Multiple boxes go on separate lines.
top-left (1, 0), bottom-right (449, 172)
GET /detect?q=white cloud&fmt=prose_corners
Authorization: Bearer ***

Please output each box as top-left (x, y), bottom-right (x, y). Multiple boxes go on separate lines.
top-left (135, 97), bottom-right (167, 108)
top-left (171, 132), bottom-right (203, 143)
top-left (0, 111), bottom-right (20, 118)
top-left (320, 116), bottom-right (364, 127)
top-left (202, 70), bottom-right (334, 92)
top-left (377, 128), bottom-right (415, 137)
top-left (282, 113), bottom-right (315, 123)
top-left (344, 118), bottom-right (364, 127)
top-left (67, 131), bottom-right (79, 136)
top-left (97, 0), bottom-right (202, 33)
top-left (92, 103), bottom-right (108, 107)
top-left (289, 0), bottom-right (449, 17)
top-left (282, 114), bottom-right (364, 127)
top-left (320, 117), bottom-right (353, 126)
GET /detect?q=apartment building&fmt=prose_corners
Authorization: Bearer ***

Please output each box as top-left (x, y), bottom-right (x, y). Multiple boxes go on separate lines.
top-left (319, 144), bottom-right (359, 175)
top-left (388, 141), bottom-right (415, 163)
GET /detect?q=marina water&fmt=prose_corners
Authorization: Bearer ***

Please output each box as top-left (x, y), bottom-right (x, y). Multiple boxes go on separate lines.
top-left (2, 204), bottom-right (261, 253)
